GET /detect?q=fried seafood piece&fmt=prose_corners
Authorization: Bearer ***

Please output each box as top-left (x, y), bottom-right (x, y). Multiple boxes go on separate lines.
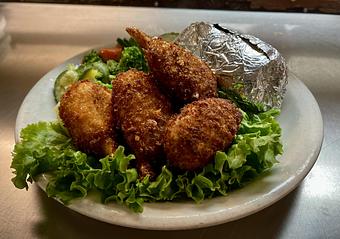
top-left (111, 69), bottom-right (172, 178)
top-left (164, 98), bottom-right (242, 171)
top-left (126, 27), bottom-right (218, 105)
top-left (59, 80), bottom-right (117, 156)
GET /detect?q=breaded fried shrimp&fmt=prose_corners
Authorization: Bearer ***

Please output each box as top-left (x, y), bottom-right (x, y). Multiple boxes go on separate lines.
top-left (126, 27), bottom-right (218, 105)
top-left (59, 80), bottom-right (117, 156)
top-left (111, 69), bottom-right (172, 178)
top-left (164, 98), bottom-right (242, 171)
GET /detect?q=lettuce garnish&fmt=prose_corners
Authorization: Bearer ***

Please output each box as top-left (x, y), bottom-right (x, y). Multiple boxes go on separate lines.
top-left (11, 108), bottom-right (282, 213)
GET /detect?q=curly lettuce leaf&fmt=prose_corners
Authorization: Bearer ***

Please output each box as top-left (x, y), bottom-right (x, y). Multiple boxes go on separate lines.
top-left (11, 122), bottom-right (142, 212)
top-left (11, 122), bottom-right (72, 189)
top-left (134, 108), bottom-right (282, 204)
top-left (11, 108), bottom-right (282, 213)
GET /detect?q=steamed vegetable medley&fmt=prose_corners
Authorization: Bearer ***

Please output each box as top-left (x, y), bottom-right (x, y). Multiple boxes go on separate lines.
top-left (11, 30), bottom-right (283, 213)
top-left (53, 38), bottom-right (148, 102)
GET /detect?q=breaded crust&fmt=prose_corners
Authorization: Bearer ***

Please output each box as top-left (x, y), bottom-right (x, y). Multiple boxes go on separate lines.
top-left (126, 27), bottom-right (218, 105)
top-left (164, 98), bottom-right (242, 171)
top-left (59, 80), bottom-right (117, 156)
top-left (111, 69), bottom-right (172, 178)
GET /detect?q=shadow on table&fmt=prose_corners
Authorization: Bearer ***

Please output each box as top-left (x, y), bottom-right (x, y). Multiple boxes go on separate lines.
top-left (33, 185), bottom-right (301, 239)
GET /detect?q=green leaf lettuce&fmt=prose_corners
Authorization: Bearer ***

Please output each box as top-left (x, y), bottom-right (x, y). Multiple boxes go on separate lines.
top-left (11, 108), bottom-right (282, 213)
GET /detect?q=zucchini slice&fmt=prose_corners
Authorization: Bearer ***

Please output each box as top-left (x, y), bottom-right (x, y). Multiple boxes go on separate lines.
top-left (53, 70), bottom-right (79, 102)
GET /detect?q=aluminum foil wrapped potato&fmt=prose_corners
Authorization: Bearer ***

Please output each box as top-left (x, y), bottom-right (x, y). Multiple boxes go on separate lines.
top-left (175, 22), bottom-right (288, 110)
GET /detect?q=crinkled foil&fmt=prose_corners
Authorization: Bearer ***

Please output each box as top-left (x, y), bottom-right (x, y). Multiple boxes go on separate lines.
top-left (175, 22), bottom-right (288, 109)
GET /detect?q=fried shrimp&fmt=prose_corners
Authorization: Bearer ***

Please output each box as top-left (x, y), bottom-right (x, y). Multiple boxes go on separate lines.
top-left (59, 80), bottom-right (117, 156)
top-left (111, 69), bottom-right (172, 178)
top-left (126, 27), bottom-right (218, 105)
top-left (164, 98), bottom-right (242, 171)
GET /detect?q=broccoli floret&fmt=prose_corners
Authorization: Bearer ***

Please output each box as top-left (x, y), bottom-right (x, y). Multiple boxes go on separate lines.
top-left (107, 60), bottom-right (120, 75)
top-left (118, 46), bottom-right (148, 72)
top-left (106, 46), bottom-right (148, 77)
top-left (82, 50), bottom-right (102, 64)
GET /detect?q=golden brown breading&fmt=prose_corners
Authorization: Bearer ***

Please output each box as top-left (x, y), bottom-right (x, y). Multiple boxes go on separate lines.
top-left (111, 69), bottom-right (172, 178)
top-left (59, 80), bottom-right (117, 156)
top-left (164, 98), bottom-right (242, 171)
top-left (126, 27), bottom-right (218, 105)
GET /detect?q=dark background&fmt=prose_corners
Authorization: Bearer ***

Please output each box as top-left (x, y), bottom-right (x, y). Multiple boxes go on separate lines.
top-left (5, 0), bottom-right (340, 14)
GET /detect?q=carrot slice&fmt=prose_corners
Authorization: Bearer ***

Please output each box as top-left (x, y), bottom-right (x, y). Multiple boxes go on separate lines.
top-left (99, 47), bottom-right (123, 62)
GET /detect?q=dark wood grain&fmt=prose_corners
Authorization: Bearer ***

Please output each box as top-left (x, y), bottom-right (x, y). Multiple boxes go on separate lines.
top-left (6, 0), bottom-right (340, 14)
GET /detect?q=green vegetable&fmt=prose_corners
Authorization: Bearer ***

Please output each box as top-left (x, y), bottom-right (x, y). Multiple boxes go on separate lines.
top-left (117, 46), bottom-right (148, 73)
top-left (79, 62), bottom-right (110, 84)
top-left (11, 108), bottom-right (282, 213)
top-left (53, 69), bottom-right (79, 102)
top-left (104, 46), bottom-right (148, 76)
top-left (53, 38), bottom-right (148, 98)
top-left (11, 122), bottom-right (72, 189)
top-left (82, 50), bottom-right (102, 64)
top-left (80, 68), bottom-right (101, 81)
top-left (79, 50), bottom-right (111, 84)
top-left (91, 61), bottom-right (110, 83)
top-left (218, 87), bottom-right (266, 113)
top-left (106, 60), bottom-right (120, 75)
top-left (11, 121), bottom-right (140, 211)
top-left (95, 80), bottom-right (113, 89)
top-left (117, 38), bottom-right (138, 48)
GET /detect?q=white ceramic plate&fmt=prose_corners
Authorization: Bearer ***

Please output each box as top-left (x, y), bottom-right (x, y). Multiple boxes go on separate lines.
top-left (15, 50), bottom-right (323, 230)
